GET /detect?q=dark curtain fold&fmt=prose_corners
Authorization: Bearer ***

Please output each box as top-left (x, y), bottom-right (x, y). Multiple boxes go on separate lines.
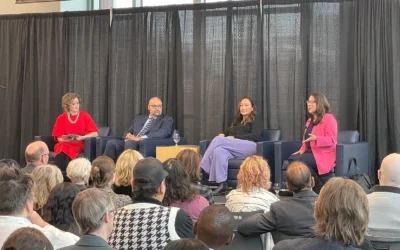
top-left (0, 0), bottom-right (399, 181)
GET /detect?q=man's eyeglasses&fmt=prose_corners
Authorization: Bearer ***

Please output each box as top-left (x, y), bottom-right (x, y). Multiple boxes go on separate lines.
top-left (99, 208), bottom-right (118, 221)
top-left (149, 105), bottom-right (162, 109)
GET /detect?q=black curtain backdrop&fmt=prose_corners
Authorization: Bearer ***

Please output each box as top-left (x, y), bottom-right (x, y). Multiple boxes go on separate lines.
top-left (0, 0), bottom-right (399, 182)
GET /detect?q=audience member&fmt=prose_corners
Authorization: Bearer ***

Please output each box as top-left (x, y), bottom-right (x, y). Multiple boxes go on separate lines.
top-left (66, 158), bottom-right (92, 191)
top-left (108, 157), bottom-right (194, 250)
top-left (90, 156), bottom-right (131, 209)
top-left (163, 159), bottom-right (209, 222)
top-left (176, 149), bottom-right (214, 205)
top-left (226, 156), bottom-right (278, 212)
top-left (112, 149), bottom-right (143, 196)
top-left (31, 165), bottom-right (63, 213)
top-left (163, 239), bottom-right (208, 250)
top-left (42, 183), bottom-right (80, 236)
top-left (59, 188), bottom-right (115, 250)
top-left (1, 227), bottom-right (54, 250)
top-left (0, 167), bottom-right (78, 249)
top-left (273, 177), bottom-right (370, 250)
top-left (52, 93), bottom-right (98, 179)
top-left (0, 159), bottom-right (21, 170)
top-left (238, 161), bottom-right (317, 242)
top-left (23, 141), bottom-right (50, 174)
top-left (103, 97), bottom-right (173, 162)
top-left (367, 153), bottom-right (400, 239)
top-left (193, 205), bottom-right (235, 250)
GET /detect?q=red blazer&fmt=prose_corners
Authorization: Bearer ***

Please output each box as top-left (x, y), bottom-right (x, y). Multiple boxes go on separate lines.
top-left (299, 113), bottom-right (338, 175)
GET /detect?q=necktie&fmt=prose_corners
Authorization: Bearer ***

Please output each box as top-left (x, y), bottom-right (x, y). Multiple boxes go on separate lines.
top-left (137, 117), bottom-right (155, 137)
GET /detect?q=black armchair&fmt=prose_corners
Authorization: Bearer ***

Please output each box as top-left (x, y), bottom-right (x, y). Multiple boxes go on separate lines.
top-left (34, 126), bottom-right (111, 163)
top-left (199, 129), bottom-right (282, 187)
top-left (96, 137), bottom-right (188, 158)
top-left (274, 130), bottom-right (369, 186)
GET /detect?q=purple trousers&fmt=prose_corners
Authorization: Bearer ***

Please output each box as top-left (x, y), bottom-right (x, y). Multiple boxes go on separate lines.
top-left (200, 136), bottom-right (257, 183)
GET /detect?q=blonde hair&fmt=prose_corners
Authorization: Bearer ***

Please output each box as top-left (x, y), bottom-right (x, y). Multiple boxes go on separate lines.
top-left (314, 177), bottom-right (369, 246)
top-left (66, 158), bottom-right (92, 184)
top-left (237, 156), bottom-right (271, 194)
top-left (31, 165), bottom-right (63, 209)
top-left (115, 150), bottom-right (143, 187)
top-left (90, 156), bottom-right (115, 188)
top-left (176, 149), bottom-right (202, 182)
top-left (61, 93), bottom-right (81, 113)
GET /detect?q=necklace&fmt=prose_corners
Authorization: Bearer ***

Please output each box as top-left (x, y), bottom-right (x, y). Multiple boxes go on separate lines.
top-left (68, 112), bottom-right (80, 124)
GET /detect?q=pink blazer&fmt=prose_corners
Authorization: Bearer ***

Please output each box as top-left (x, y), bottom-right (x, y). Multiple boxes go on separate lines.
top-left (299, 113), bottom-right (338, 175)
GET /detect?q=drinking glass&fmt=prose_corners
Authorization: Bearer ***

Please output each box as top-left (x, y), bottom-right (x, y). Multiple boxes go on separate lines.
top-left (273, 183), bottom-right (281, 197)
top-left (172, 130), bottom-right (180, 146)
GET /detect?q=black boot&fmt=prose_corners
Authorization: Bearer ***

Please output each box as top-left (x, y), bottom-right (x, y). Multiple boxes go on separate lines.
top-left (212, 182), bottom-right (230, 196)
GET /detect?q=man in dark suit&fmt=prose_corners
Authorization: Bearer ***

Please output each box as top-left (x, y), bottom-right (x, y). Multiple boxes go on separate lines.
top-left (237, 161), bottom-right (318, 242)
top-left (22, 141), bottom-right (50, 174)
top-left (103, 97), bottom-right (174, 161)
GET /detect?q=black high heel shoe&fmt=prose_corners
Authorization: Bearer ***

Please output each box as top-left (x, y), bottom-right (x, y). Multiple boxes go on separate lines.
top-left (212, 182), bottom-right (230, 196)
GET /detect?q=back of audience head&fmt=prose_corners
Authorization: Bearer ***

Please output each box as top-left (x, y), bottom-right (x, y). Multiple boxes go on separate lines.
top-left (286, 161), bottom-right (314, 193)
top-left (176, 149), bottom-right (202, 183)
top-left (25, 141), bottom-right (49, 166)
top-left (314, 177), bottom-right (369, 246)
top-left (115, 149), bottom-right (143, 187)
top-left (163, 158), bottom-right (196, 205)
top-left (0, 168), bottom-right (33, 217)
top-left (1, 227), bottom-right (53, 250)
top-left (90, 156), bottom-right (115, 188)
top-left (0, 159), bottom-right (21, 171)
top-left (378, 153), bottom-right (400, 187)
top-left (131, 157), bottom-right (168, 201)
top-left (163, 238), bottom-right (208, 250)
top-left (42, 183), bottom-right (80, 235)
top-left (194, 205), bottom-right (235, 250)
top-left (66, 158), bottom-right (91, 186)
top-left (31, 165), bottom-right (63, 210)
top-left (237, 155), bottom-right (271, 193)
top-left (72, 188), bottom-right (115, 236)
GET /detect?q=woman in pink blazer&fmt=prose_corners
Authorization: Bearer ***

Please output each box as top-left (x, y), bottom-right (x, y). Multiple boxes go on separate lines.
top-left (288, 92), bottom-right (337, 193)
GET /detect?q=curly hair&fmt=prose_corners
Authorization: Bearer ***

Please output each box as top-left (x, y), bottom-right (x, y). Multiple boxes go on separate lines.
top-left (31, 165), bottom-right (63, 210)
top-left (176, 149), bottom-right (202, 182)
top-left (115, 150), bottom-right (144, 187)
top-left (308, 92), bottom-right (331, 124)
top-left (237, 156), bottom-right (271, 194)
top-left (314, 177), bottom-right (369, 246)
top-left (66, 158), bottom-right (92, 184)
top-left (42, 183), bottom-right (80, 235)
top-left (90, 156), bottom-right (115, 189)
top-left (61, 93), bottom-right (81, 113)
top-left (162, 159), bottom-right (197, 205)
top-left (231, 97), bottom-right (256, 127)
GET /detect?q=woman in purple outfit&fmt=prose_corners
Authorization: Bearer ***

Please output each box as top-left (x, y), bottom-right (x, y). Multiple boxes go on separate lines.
top-left (201, 97), bottom-right (263, 195)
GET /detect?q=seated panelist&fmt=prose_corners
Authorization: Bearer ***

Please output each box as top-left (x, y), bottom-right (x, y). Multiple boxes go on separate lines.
top-left (103, 97), bottom-right (173, 162)
top-left (288, 92), bottom-right (337, 193)
top-left (52, 93), bottom-right (98, 176)
top-left (201, 97), bottom-right (263, 195)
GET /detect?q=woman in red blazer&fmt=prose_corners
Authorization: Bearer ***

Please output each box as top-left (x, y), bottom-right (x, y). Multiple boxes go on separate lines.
top-left (288, 92), bottom-right (337, 193)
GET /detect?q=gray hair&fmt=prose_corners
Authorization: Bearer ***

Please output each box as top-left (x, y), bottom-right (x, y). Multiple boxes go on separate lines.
top-left (72, 188), bottom-right (114, 235)
top-left (66, 158), bottom-right (92, 184)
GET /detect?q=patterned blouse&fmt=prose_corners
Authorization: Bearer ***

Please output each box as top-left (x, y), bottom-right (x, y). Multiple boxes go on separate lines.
top-left (102, 187), bottom-right (132, 209)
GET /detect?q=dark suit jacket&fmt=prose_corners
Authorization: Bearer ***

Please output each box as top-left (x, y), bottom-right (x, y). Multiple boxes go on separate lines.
top-left (22, 163), bottom-right (37, 174)
top-left (59, 234), bottom-right (114, 250)
top-left (238, 190), bottom-right (318, 238)
top-left (125, 114), bottom-right (174, 139)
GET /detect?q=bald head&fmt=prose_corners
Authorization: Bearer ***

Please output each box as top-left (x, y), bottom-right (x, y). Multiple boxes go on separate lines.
top-left (379, 153), bottom-right (400, 187)
top-left (286, 161), bottom-right (313, 193)
top-left (25, 141), bottom-right (49, 165)
top-left (148, 97), bottom-right (163, 117)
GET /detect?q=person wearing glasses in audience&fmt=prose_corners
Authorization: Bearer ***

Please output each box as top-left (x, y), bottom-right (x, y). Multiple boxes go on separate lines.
top-left (288, 92), bottom-right (337, 193)
top-left (103, 97), bottom-right (174, 162)
top-left (201, 97), bottom-right (263, 195)
top-left (59, 188), bottom-right (115, 250)
top-left (52, 93), bottom-right (98, 179)
top-left (23, 141), bottom-right (50, 174)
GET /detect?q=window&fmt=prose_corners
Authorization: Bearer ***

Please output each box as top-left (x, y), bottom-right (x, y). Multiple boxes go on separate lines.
top-left (142, 0), bottom-right (193, 6)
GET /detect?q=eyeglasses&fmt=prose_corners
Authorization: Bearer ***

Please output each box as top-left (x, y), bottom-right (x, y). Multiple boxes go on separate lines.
top-left (306, 100), bottom-right (316, 104)
top-left (149, 105), bottom-right (162, 109)
top-left (41, 153), bottom-right (50, 157)
top-left (99, 208), bottom-right (117, 221)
